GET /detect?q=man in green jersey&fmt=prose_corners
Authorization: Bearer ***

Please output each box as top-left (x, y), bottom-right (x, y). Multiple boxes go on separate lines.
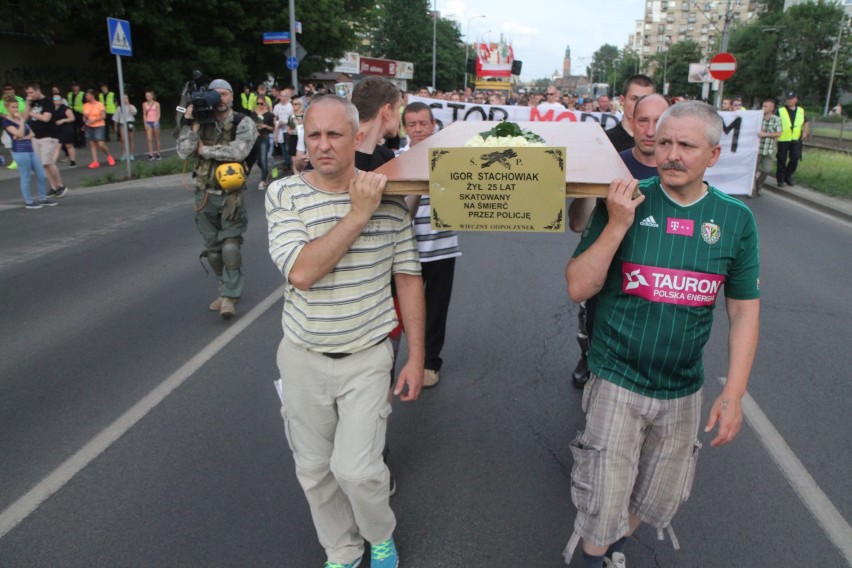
top-left (562, 101), bottom-right (760, 568)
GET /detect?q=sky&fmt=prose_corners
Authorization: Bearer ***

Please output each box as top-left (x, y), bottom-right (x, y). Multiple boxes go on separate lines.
top-left (439, 0), bottom-right (645, 82)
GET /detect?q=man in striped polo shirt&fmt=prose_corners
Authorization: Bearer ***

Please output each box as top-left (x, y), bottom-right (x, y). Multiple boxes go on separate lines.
top-left (563, 101), bottom-right (760, 568)
top-left (401, 102), bottom-right (461, 388)
top-left (266, 94), bottom-right (425, 568)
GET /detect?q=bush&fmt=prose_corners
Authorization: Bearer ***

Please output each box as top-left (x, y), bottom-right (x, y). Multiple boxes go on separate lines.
top-left (80, 155), bottom-right (196, 187)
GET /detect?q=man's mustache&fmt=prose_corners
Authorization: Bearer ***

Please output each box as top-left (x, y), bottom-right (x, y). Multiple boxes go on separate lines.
top-left (660, 161), bottom-right (688, 172)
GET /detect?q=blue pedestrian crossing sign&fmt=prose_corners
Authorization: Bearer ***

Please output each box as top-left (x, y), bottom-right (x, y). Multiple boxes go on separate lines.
top-left (107, 18), bottom-right (132, 57)
top-left (286, 56), bottom-right (299, 70)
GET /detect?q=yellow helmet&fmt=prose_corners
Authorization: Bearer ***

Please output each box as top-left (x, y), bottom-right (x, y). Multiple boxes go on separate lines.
top-left (215, 162), bottom-right (246, 192)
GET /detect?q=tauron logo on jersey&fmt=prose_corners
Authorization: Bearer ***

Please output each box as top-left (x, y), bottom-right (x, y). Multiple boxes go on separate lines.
top-left (701, 222), bottom-right (721, 244)
top-left (624, 268), bottom-right (649, 290)
top-left (639, 216), bottom-right (659, 228)
top-left (622, 261), bottom-right (725, 306)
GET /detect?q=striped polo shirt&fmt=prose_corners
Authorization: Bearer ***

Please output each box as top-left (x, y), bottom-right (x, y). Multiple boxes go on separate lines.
top-left (266, 174), bottom-right (421, 353)
top-left (412, 195), bottom-right (461, 262)
top-left (573, 177), bottom-right (760, 399)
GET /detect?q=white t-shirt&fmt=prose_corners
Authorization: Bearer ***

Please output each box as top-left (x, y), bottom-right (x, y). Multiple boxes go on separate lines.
top-left (536, 101), bottom-right (567, 114)
top-left (273, 102), bottom-right (293, 143)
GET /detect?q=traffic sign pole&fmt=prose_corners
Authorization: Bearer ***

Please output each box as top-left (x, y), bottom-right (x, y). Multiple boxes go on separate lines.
top-left (116, 56), bottom-right (131, 179)
top-left (108, 18), bottom-right (133, 178)
top-left (288, 0), bottom-right (299, 94)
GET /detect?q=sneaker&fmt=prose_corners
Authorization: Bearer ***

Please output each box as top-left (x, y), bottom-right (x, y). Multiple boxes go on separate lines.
top-left (69, 160), bottom-right (77, 168)
top-left (129, 154), bottom-right (135, 161)
top-left (7, 161), bottom-right (17, 170)
top-left (147, 154), bottom-right (155, 161)
top-left (209, 296), bottom-right (224, 312)
top-left (257, 180), bottom-right (267, 191)
top-left (572, 356), bottom-right (590, 389)
top-left (219, 297), bottom-right (237, 319)
top-left (155, 154), bottom-right (162, 160)
top-left (271, 167), bottom-right (279, 178)
top-left (107, 155), bottom-right (116, 166)
top-left (54, 187), bottom-right (68, 198)
top-left (39, 199), bottom-right (58, 207)
top-left (423, 369), bottom-right (440, 388)
top-left (120, 155), bottom-right (127, 162)
top-left (88, 161), bottom-right (100, 169)
top-left (24, 202), bottom-right (43, 210)
top-left (323, 560), bottom-right (361, 568)
top-left (604, 551), bottom-right (627, 568)
top-left (370, 538), bottom-right (398, 568)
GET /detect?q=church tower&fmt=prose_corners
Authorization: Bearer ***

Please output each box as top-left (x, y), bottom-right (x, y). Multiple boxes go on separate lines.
top-left (563, 45), bottom-right (571, 78)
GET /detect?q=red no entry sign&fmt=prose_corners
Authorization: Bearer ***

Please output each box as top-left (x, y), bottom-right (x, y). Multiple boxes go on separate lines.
top-left (709, 52), bottom-right (737, 81)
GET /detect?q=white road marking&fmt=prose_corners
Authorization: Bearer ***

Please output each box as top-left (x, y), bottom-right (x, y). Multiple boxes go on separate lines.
top-left (0, 284), bottom-right (285, 539)
top-left (719, 377), bottom-right (852, 565)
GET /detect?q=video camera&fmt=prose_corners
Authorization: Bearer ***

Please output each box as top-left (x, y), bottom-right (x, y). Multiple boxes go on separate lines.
top-left (177, 70), bottom-right (221, 125)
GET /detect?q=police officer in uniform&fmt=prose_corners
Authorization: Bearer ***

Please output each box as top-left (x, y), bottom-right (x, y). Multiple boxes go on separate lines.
top-left (176, 78), bottom-right (257, 319)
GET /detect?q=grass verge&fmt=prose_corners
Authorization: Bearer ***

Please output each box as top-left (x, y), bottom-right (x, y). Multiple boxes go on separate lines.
top-left (795, 149), bottom-right (852, 198)
top-left (80, 156), bottom-right (196, 187)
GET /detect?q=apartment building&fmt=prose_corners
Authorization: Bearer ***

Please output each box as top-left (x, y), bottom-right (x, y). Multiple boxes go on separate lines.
top-left (628, 0), bottom-right (762, 59)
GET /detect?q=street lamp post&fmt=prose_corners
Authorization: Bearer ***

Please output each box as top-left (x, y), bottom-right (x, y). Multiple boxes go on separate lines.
top-left (464, 14), bottom-right (486, 91)
top-left (824, 16), bottom-right (849, 116)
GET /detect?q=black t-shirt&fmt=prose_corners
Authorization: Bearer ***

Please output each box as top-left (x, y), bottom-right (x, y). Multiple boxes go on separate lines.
top-left (606, 121), bottom-right (634, 153)
top-left (27, 96), bottom-right (58, 139)
top-left (355, 144), bottom-right (395, 172)
top-left (250, 110), bottom-right (275, 132)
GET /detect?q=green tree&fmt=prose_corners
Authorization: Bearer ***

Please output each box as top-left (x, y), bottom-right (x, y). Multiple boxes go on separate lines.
top-left (725, 11), bottom-right (785, 105)
top-left (648, 40), bottom-right (705, 99)
top-left (589, 44), bottom-right (620, 87)
top-left (6, 0), bottom-right (372, 106)
top-left (370, 0), bottom-right (465, 90)
top-left (775, 1), bottom-right (850, 107)
top-left (433, 18), bottom-right (465, 91)
top-left (371, 0), bottom-right (433, 88)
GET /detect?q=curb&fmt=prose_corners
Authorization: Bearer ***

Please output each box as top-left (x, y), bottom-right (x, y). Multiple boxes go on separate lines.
top-left (760, 182), bottom-right (852, 224)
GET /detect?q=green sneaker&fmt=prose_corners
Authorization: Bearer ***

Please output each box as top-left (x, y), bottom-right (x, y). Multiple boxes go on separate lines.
top-left (7, 161), bottom-right (17, 170)
top-left (272, 166), bottom-right (279, 178)
top-left (371, 538), bottom-right (399, 568)
top-left (324, 559), bottom-right (361, 568)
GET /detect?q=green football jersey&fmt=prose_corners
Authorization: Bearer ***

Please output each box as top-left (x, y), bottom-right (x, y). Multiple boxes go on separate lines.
top-left (573, 177), bottom-right (760, 399)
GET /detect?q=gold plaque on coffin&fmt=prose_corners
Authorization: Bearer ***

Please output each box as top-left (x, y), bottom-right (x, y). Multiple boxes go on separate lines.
top-left (428, 147), bottom-right (566, 233)
top-left (375, 120), bottom-right (631, 198)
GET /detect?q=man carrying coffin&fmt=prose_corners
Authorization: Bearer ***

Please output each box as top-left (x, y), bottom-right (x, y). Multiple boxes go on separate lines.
top-left (563, 101), bottom-right (760, 568)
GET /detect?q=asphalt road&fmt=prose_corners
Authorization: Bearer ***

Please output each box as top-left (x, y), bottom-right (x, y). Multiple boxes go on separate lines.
top-left (0, 170), bottom-right (850, 567)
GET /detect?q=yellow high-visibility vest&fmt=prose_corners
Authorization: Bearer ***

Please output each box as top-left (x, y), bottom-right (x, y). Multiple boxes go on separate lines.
top-left (778, 106), bottom-right (805, 142)
top-left (99, 91), bottom-right (117, 114)
top-left (67, 91), bottom-right (85, 113)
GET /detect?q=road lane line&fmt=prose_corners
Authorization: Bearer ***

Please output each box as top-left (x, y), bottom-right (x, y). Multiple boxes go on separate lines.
top-left (0, 284), bottom-right (286, 540)
top-left (720, 377), bottom-right (852, 564)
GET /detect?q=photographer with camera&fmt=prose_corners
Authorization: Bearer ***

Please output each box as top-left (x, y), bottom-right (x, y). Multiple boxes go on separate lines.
top-left (176, 78), bottom-right (257, 320)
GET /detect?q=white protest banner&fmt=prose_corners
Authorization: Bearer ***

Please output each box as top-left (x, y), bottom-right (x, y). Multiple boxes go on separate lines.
top-left (408, 97), bottom-right (761, 195)
top-left (704, 110), bottom-right (761, 196)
